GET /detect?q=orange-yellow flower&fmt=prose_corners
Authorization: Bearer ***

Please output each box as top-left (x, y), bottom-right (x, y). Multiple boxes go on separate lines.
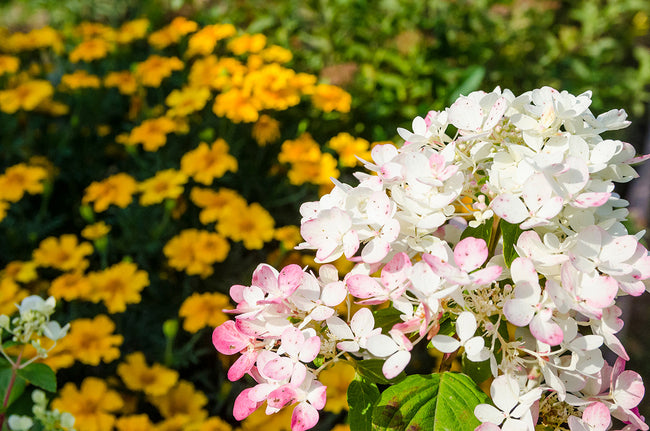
top-left (5, 26), bottom-right (64, 53)
top-left (274, 225), bottom-right (302, 250)
top-left (32, 234), bottom-right (93, 272)
top-left (74, 22), bottom-right (116, 41)
top-left (104, 71), bottom-right (138, 95)
top-left (115, 414), bottom-right (153, 431)
top-left (186, 417), bottom-right (232, 431)
top-left (180, 139), bottom-right (238, 185)
top-left (189, 187), bottom-right (247, 225)
top-left (217, 203), bottom-right (275, 250)
top-left (252, 114), bottom-right (281, 146)
top-left (0, 277), bottom-right (28, 316)
top-left (179, 292), bottom-right (230, 333)
top-left (148, 380), bottom-right (208, 421)
top-left (165, 86), bottom-right (211, 117)
top-left (134, 55), bottom-right (184, 87)
top-left (186, 24), bottom-right (236, 57)
top-left (0, 201), bottom-right (8, 222)
top-left (81, 221), bottom-right (111, 240)
top-left (49, 272), bottom-right (92, 301)
top-left (227, 33), bottom-right (267, 55)
top-left (52, 377), bottom-right (123, 431)
top-left (69, 38), bottom-right (113, 63)
top-left (138, 169), bottom-right (188, 206)
top-left (0, 80), bottom-right (54, 114)
top-left (120, 117), bottom-right (178, 152)
top-left (3, 260), bottom-right (38, 284)
top-left (0, 55), bottom-right (19, 75)
top-left (318, 361), bottom-right (356, 413)
top-left (147, 17), bottom-right (198, 50)
top-left (311, 84), bottom-right (352, 113)
top-left (59, 70), bottom-right (102, 91)
top-left (260, 45), bottom-right (293, 64)
top-left (87, 261), bottom-right (149, 313)
top-left (83, 173), bottom-right (137, 212)
top-left (278, 133), bottom-right (340, 185)
top-left (0, 163), bottom-right (48, 202)
top-left (163, 229), bottom-right (230, 278)
top-left (57, 315), bottom-right (123, 366)
top-left (117, 352), bottom-right (179, 396)
top-left (212, 88), bottom-right (261, 123)
top-left (327, 132), bottom-right (371, 167)
top-left (116, 19), bottom-right (150, 44)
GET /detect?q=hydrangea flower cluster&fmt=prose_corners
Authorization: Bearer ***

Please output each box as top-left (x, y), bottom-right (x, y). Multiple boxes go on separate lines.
top-left (213, 86), bottom-right (650, 430)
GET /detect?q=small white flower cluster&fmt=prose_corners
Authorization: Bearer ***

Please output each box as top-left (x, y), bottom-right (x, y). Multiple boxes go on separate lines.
top-left (8, 390), bottom-right (75, 431)
top-left (214, 86), bottom-right (650, 431)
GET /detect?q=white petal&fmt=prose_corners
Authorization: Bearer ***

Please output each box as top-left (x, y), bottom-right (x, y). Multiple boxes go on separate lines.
top-left (366, 334), bottom-right (399, 357)
top-left (430, 335), bottom-right (461, 353)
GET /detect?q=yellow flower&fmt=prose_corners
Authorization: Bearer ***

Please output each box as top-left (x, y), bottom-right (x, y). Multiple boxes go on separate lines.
top-left (318, 362), bottom-right (356, 413)
top-left (149, 380), bottom-right (208, 421)
top-left (212, 88), bottom-right (261, 123)
top-left (0, 201), bottom-right (8, 222)
top-left (37, 99), bottom-right (69, 116)
top-left (83, 172), bottom-right (138, 212)
top-left (217, 203), bottom-right (275, 250)
top-left (0, 163), bottom-right (48, 202)
top-left (59, 70), bottom-right (102, 91)
top-left (252, 114), bottom-right (281, 146)
top-left (3, 260), bottom-right (38, 283)
top-left (0, 277), bottom-right (28, 316)
top-left (52, 377), bottom-right (123, 431)
top-left (190, 187), bottom-right (247, 225)
top-left (104, 71), bottom-right (138, 95)
top-left (117, 352), bottom-right (179, 396)
top-left (327, 132), bottom-right (371, 167)
top-left (115, 414), bottom-right (154, 431)
top-left (32, 234), bottom-right (93, 272)
top-left (165, 86), bottom-right (211, 118)
top-left (87, 261), bottom-right (149, 313)
top-left (179, 292), bottom-right (230, 333)
top-left (120, 117), bottom-right (178, 152)
top-left (0, 55), bottom-right (19, 75)
top-left (74, 22), bottom-right (116, 41)
top-left (69, 38), bottom-right (113, 63)
top-left (0, 80), bottom-right (54, 114)
top-left (274, 225), bottom-right (302, 250)
top-left (188, 55), bottom-right (221, 89)
top-left (311, 84), bottom-right (352, 113)
top-left (278, 133), bottom-right (340, 185)
top-left (134, 55), bottom-right (184, 87)
top-left (138, 169), bottom-right (188, 206)
top-left (186, 24), bottom-right (236, 57)
top-left (57, 315), bottom-right (123, 366)
top-left (117, 19), bottom-right (150, 44)
top-left (5, 26), bottom-right (64, 53)
top-left (247, 64), bottom-right (302, 111)
top-left (81, 221), bottom-right (111, 240)
top-left (227, 33), bottom-right (267, 55)
top-left (49, 272), bottom-right (92, 301)
top-left (260, 45), bottom-right (293, 63)
top-left (186, 417), bottom-right (232, 431)
top-left (180, 139), bottom-right (238, 185)
top-left (163, 229), bottom-right (230, 278)
top-left (147, 17), bottom-right (198, 50)
top-left (239, 406), bottom-right (292, 431)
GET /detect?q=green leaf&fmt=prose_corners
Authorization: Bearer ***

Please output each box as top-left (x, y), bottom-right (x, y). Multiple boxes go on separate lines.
top-left (373, 307), bottom-right (403, 332)
top-left (348, 377), bottom-right (380, 431)
top-left (16, 363), bottom-right (56, 392)
top-left (356, 359), bottom-right (406, 385)
top-left (371, 372), bottom-right (488, 431)
top-left (0, 366), bottom-right (26, 409)
top-left (500, 219), bottom-right (523, 267)
top-left (448, 66), bottom-right (486, 105)
top-left (460, 216), bottom-right (493, 244)
top-left (461, 354), bottom-right (492, 384)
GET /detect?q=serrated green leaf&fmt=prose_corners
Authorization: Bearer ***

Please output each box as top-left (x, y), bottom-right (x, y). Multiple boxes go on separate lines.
top-left (356, 359), bottom-right (406, 385)
top-left (500, 219), bottom-right (523, 267)
top-left (371, 372), bottom-right (488, 431)
top-left (0, 367), bottom-right (26, 408)
top-left (348, 377), bottom-right (380, 431)
top-left (460, 216), bottom-right (493, 244)
top-left (373, 307), bottom-right (403, 332)
top-left (16, 363), bottom-right (56, 392)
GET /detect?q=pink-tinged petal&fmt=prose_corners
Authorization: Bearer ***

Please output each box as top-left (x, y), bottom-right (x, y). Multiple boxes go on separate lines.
top-left (581, 275), bottom-right (617, 309)
top-left (337, 340), bottom-right (360, 352)
top-left (530, 314), bottom-right (563, 346)
top-left (454, 237), bottom-right (488, 272)
top-left (342, 230), bottom-right (359, 258)
top-left (380, 218), bottom-right (401, 242)
top-left (291, 402), bottom-right (319, 431)
top-left (421, 254), bottom-right (465, 281)
top-left (213, 321), bottom-right (249, 355)
top-left (572, 192), bottom-right (611, 209)
top-left (475, 423), bottom-right (502, 431)
top-left (308, 384), bottom-right (328, 410)
top-left (325, 316), bottom-right (354, 340)
top-left (601, 235), bottom-right (638, 264)
top-left (474, 404), bottom-right (506, 425)
top-left (522, 174), bottom-right (552, 213)
top-left (228, 350), bottom-right (257, 381)
top-left (470, 266), bottom-right (503, 285)
top-left (361, 238), bottom-right (391, 264)
top-left (235, 318), bottom-right (267, 338)
top-left (291, 362), bottom-right (307, 386)
top-left (366, 334), bottom-right (399, 357)
top-left (484, 96), bottom-right (508, 130)
top-left (618, 280), bottom-right (646, 296)
top-left (321, 281), bottom-right (347, 307)
top-left (233, 388), bottom-right (262, 420)
top-left (367, 191), bottom-right (392, 224)
top-left (263, 356), bottom-right (295, 381)
top-left (347, 274), bottom-right (385, 299)
top-left (268, 384), bottom-right (298, 410)
top-left (503, 299), bottom-right (535, 326)
top-left (371, 144), bottom-right (398, 165)
top-left (249, 383), bottom-right (276, 402)
top-left (448, 96), bottom-right (484, 131)
top-left (582, 402), bottom-right (611, 431)
top-left (614, 370), bottom-right (645, 409)
top-left (350, 307), bottom-right (375, 337)
top-left (567, 416), bottom-right (590, 431)
top-left (536, 197), bottom-right (564, 220)
top-left (281, 327), bottom-right (304, 357)
top-left (381, 252), bottom-right (412, 291)
top-left (383, 350), bottom-right (411, 379)
top-left (299, 336), bottom-right (321, 363)
top-left (545, 279), bottom-right (572, 314)
top-left (430, 335), bottom-right (461, 353)
top-left (511, 257), bottom-right (540, 290)
top-left (252, 264), bottom-right (279, 293)
top-left (309, 305), bottom-right (335, 321)
top-left (491, 194), bottom-right (529, 224)
top-left (229, 284), bottom-right (246, 304)
top-left (279, 265), bottom-right (304, 297)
